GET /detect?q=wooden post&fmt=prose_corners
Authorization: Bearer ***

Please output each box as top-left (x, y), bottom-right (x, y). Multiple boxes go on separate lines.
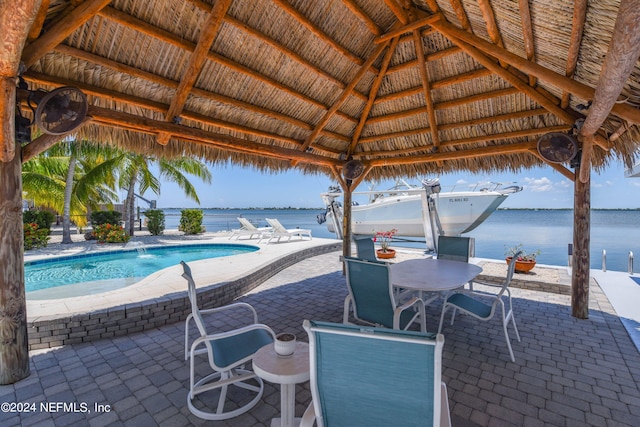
top-left (0, 137), bottom-right (30, 384)
top-left (571, 164), bottom-right (590, 319)
top-left (342, 181), bottom-right (353, 262)
top-left (0, 0), bottom-right (41, 385)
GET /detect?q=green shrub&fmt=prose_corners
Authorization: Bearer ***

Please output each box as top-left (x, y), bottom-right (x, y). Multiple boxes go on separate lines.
top-left (144, 209), bottom-right (165, 236)
top-left (179, 209), bottom-right (205, 235)
top-left (23, 210), bottom-right (55, 233)
top-left (92, 223), bottom-right (130, 243)
top-left (90, 210), bottom-right (122, 226)
top-left (24, 222), bottom-right (50, 250)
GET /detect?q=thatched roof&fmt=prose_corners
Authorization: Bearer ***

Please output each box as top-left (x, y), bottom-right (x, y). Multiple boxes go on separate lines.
top-left (18, 0), bottom-right (640, 183)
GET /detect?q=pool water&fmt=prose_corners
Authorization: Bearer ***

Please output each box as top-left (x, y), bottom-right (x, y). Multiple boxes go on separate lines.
top-left (25, 243), bottom-right (258, 299)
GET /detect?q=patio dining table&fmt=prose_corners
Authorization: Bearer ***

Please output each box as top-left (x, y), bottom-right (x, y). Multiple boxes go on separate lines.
top-left (389, 258), bottom-right (483, 295)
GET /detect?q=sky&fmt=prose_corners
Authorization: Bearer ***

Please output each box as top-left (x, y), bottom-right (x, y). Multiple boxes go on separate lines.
top-left (142, 159), bottom-right (640, 210)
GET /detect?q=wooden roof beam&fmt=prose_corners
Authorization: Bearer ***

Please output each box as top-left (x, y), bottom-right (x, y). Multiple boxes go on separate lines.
top-left (224, 16), bottom-right (368, 103)
top-left (430, 16), bottom-right (640, 125)
top-left (348, 37), bottom-right (400, 156)
top-left (341, 0), bottom-right (382, 36)
top-left (449, 0), bottom-right (471, 30)
top-left (368, 141), bottom-right (538, 166)
top-left (357, 125), bottom-right (569, 158)
top-left (98, 7), bottom-right (358, 125)
top-left (387, 45), bottom-right (461, 74)
top-left (359, 108), bottom-right (550, 144)
top-left (88, 106), bottom-right (341, 168)
top-left (577, 0), bottom-right (640, 183)
top-left (376, 68), bottom-right (492, 104)
top-left (367, 87), bottom-right (520, 125)
top-left (375, 14), bottom-right (441, 43)
top-left (528, 148), bottom-right (575, 181)
top-left (518, 0), bottom-right (537, 86)
top-left (50, 45), bottom-right (349, 142)
top-left (413, 29), bottom-right (440, 148)
top-left (272, 0), bottom-right (378, 74)
top-left (158, 0), bottom-right (232, 146)
top-left (21, 0), bottom-right (112, 67)
top-left (384, 0), bottom-right (410, 25)
top-left (478, 0), bottom-right (508, 68)
top-left (300, 40), bottom-right (391, 152)
top-left (562, 0), bottom-right (587, 108)
top-left (26, 0), bottom-right (50, 42)
top-left (21, 72), bottom-right (342, 154)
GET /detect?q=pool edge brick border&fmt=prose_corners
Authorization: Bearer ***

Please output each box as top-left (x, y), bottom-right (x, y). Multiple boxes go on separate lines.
top-left (27, 242), bottom-right (341, 351)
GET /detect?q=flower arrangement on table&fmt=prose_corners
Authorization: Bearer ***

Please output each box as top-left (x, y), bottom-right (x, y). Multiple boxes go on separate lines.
top-left (505, 244), bottom-right (541, 273)
top-left (374, 229), bottom-right (398, 258)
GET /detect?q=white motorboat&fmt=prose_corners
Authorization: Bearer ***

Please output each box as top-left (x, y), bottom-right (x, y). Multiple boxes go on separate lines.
top-left (318, 179), bottom-right (522, 249)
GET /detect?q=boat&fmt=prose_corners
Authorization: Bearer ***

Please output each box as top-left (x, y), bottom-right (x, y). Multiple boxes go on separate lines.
top-left (318, 179), bottom-right (522, 249)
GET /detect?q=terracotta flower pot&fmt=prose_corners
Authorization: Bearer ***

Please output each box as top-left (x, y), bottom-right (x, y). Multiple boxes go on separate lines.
top-left (376, 248), bottom-right (396, 259)
top-left (506, 257), bottom-right (536, 273)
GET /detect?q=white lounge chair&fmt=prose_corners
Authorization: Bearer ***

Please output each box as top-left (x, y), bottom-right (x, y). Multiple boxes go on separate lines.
top-left (259, 218), bottom-right (312, 243)
top-left (229, 217), bottom-right (271, 240)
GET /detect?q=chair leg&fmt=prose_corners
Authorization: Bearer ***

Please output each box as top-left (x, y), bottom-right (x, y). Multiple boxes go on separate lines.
top-left (343, 295), bottom-right (352, 324)
top-left (437, 304), bottom-right (449, 334)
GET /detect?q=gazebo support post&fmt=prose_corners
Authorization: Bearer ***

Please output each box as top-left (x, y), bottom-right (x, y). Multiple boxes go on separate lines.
top-left (571, 164), bottom-right (590, 319)
top-left (0, 0), bottom-right (41, 385)
top-left (342, 181), bottom-right (353, 261)
top-left (0, 136), bottom-right (30, 384)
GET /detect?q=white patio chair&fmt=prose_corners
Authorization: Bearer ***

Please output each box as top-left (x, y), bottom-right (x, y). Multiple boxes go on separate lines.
top-left (301, 320), bottom-right (451, 427)
top-left (228, 217), bottom-right (272, 240)
top-left (259, 218), bottom-right (312, 243)
top-left (181, 261), bottom-right (275, 420)
top-left (437, 251), bottom-right (522, 362)
top-left (343, 256), bottom-right (426, 332)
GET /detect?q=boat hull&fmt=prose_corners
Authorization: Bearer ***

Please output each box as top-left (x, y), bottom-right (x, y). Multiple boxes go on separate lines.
top-left (326, 191), bottom-right (509, 238)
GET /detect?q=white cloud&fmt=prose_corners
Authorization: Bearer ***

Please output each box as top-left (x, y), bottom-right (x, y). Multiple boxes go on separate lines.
top-left (523, 177), bottom-right (554, 192)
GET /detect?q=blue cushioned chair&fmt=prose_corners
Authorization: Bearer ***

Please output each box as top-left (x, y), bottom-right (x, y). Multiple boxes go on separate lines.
top-left (301, 320), bottom-right (451, 427)
top-left (343, 256), bottom-right (426, 332)
top-left (437, 235), bottom-right (472, 262)
top-left (181, 261), bottom-right (275, 420)
top-left (353, 235), bottom-right (377, 261)
top-left (437, 251), bottom-right (522, 362)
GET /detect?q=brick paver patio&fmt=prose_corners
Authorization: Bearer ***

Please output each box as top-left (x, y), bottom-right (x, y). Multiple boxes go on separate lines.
top-left (2, 251), bottom-right (639, 426)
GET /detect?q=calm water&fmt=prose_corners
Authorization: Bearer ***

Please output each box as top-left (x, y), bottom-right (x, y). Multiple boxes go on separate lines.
top-left (25, 243), bottom-right (258, 295)
top-left (160, 208), bottom-right (640, 272)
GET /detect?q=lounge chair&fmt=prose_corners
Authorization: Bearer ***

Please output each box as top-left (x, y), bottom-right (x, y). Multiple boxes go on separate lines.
top-left (301, 320), bottom-right (451, 427)
top-left (229, 217), bottom-right (271, 240)
top-left (181, 261), bottom-right (275, 420)
top-left (259, 218), bottom-right (312, 243)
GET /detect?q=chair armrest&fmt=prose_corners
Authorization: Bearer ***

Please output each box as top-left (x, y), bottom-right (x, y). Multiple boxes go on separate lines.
top-left (397, 296), bottom-right (425, 312)
top-left (300, 402), bottom-right (317, 427)
top-left (198, 301), bottom-right (260, 323)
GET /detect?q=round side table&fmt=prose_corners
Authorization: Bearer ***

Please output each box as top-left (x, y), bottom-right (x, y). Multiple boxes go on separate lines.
top-left (253, 341), bottom-right (310, 427)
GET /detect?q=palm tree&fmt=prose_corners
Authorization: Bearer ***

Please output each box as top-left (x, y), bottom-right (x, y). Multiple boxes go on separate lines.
top-left (118, 154), bottom-right (212, 235)
top-left (22, 140), bottom-right (122, 243)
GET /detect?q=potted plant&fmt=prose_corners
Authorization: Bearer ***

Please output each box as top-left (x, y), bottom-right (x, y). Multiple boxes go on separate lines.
top-left (374, 229), bottom-right (398, 259)
top-left (505, 244), bottom-right (541, 273)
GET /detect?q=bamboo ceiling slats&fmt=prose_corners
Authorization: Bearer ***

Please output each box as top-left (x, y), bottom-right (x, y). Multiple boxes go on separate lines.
top-left (10, 0), bottom-right (639, 181)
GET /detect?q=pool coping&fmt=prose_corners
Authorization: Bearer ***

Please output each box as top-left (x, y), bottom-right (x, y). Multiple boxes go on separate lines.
top-left (25, 236), bottom-right (341, 350)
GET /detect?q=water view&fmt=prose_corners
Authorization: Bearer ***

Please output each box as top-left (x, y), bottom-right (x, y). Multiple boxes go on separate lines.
top-left (159, 208), bottom-right (640, 272)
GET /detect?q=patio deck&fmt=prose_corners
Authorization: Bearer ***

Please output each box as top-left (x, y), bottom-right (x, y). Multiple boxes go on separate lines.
top-left (2, 250), bottom-right (640, 426)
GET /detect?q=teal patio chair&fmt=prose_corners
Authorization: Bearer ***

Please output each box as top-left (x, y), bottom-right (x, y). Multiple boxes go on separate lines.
top-left (437, 251), bottom-right (522, 362)
top-left (437, 235), bottom-right (472, 262)
top-left (343, 256), bottom-right (426, 332)
top-left (181, 261), bottom-right (275, 420)
top-left (301, 320), bottom-right (451, 427)
top-left (353, 235), bottom-right (377, 261)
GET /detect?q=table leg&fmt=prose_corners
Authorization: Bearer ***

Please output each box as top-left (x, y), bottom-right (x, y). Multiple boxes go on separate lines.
top-left (270, 383), bottom-right (299, 427)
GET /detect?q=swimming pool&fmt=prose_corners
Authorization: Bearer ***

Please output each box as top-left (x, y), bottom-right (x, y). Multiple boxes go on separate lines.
top-left (25, 243), bottom-right (258, 299)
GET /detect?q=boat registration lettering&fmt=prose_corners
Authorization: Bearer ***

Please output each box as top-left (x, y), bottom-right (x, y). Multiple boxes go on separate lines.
top-left (448, 197), bottom-right (469, 202)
